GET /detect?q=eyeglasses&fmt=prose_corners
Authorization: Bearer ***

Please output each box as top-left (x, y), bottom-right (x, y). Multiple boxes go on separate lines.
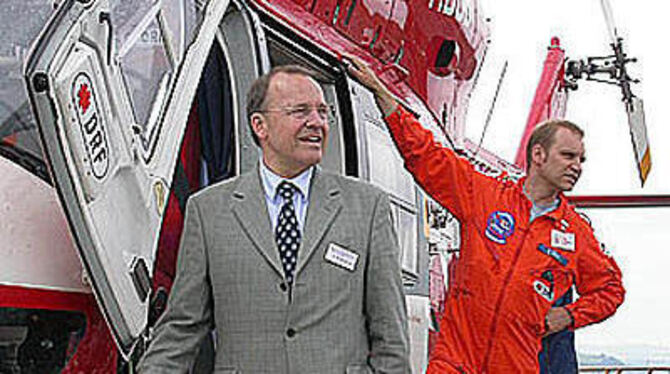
top-left (259, 103), bottom-right (334, 121)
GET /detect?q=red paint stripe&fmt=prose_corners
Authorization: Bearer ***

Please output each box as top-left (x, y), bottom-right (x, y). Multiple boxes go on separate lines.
top-left (0, 284), bottom-right (119, 372)
top-left (0, 284), bottom-right (93, 311)
top-left (514, 37), bottom-right (566, 169)
top-left (569, 195), bottom-right (670, 208)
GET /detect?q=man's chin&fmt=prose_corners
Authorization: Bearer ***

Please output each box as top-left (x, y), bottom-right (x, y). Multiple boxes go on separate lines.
top-left (560, 183), bottom-right (576, 192)
top-left (297, 154), bottom-right (322, 170)
top-left (303, 149), bottom-right (323, 164)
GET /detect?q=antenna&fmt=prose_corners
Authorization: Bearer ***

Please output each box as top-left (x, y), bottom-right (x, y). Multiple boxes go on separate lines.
top-left (474, 61), bottom-right (507, 157)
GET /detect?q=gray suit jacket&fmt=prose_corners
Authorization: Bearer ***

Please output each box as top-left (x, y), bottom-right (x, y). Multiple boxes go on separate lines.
top-left (138, 166), bottom-right (410, 373)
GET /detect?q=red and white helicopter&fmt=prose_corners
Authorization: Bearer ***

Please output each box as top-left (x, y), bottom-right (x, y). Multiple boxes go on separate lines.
top-left (0, 0), bottom-right (656, 372)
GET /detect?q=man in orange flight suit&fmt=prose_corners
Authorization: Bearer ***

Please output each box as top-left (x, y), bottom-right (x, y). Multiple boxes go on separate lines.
top-left (347, 57), bottom-right (625, 373)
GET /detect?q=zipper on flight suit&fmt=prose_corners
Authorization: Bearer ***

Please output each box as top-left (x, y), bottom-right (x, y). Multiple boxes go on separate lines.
top-left (480, 205), bottom-right (566, 371)
top-left (480, 227), bottom-right (530, 371)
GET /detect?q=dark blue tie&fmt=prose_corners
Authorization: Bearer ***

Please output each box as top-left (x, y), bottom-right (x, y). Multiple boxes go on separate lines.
top-left (275, 182), bottom-right (301, 285)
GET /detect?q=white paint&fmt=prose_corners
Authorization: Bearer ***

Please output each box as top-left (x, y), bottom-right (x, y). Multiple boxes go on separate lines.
top-left (406, 294), bottom-right (429, 374)
top-left (0, 156), bottom-right (88, 293)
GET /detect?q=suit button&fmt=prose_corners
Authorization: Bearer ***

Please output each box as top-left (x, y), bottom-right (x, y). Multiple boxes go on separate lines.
top-left (279, 282), bottom-right (288, 292)
top-left (286, 328), bottom-right (296, 338)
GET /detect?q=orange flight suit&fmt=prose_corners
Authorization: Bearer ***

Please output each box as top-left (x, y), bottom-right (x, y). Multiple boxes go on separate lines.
top-left (385, 106), bottom-right (625, 373)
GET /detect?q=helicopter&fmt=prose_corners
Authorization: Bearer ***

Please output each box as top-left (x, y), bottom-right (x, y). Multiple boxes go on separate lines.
top-left (0, 0), bottom-right (652, 372)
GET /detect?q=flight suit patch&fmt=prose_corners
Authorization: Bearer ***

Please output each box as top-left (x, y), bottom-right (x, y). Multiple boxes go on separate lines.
top-left (484, 211), bottom-right (515, 244)
top-left (537, 243), bottom-right (569, 266)
top-left (533, 270), bottom-right (555, 302)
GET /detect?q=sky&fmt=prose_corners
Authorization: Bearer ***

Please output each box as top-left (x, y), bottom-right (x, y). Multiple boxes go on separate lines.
top-left (467, 0), bottom-right (670, 357)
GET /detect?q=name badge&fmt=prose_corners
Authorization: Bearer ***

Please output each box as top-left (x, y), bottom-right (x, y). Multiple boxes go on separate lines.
top-left (325, 243), bottom-right (359, 272)
top-left (551, 229), bottom-right (575, 251)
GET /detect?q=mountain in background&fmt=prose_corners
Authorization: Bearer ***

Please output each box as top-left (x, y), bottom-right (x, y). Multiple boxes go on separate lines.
top-left (578, 352), bottom-right (626, 366)
top-left (579, 344), bottom-right (670, 366)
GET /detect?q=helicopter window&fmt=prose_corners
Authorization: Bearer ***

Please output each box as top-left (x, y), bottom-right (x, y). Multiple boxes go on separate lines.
top-left (113, 0), bottom-right (201, 152)
top-left (0, 1), bottom-right (56, 183)
top-left (435, 39), bottom-right (457, 70)
top-left (397, 205), bottom-right (419, 274)
top-left (118, 17), bottom-right (173, 138)
top-left (365, 120), bottom-right (419, 275)
top-left (339, 76), bottom-right (421, 278)
top-left (365, 123), bottom-right (417, 205)
top-left (0, 307), bottom-right (86, 374)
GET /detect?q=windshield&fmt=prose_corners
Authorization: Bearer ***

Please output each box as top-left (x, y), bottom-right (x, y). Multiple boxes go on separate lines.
top-left (0, 0), bottom-right (55, 183)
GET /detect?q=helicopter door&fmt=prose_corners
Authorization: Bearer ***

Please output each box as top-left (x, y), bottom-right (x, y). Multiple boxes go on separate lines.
top-left (25, 0), bottom-right (230, 357)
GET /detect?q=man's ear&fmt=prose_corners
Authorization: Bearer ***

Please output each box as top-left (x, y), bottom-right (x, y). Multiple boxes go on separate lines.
top-left (531, 144), bottom-right (547, 166)
top-left (250, 112), bottom-right (267, 142)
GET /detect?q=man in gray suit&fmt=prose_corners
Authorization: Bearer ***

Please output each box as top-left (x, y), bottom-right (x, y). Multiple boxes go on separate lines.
top-left (138, 65), bottom-right (410, 373)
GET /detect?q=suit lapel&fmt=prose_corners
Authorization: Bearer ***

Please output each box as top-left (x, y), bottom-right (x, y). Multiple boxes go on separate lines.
top-left (297, 168), bottom-right (342, 276)
top-left (231, 168), bottom-right (284, 277)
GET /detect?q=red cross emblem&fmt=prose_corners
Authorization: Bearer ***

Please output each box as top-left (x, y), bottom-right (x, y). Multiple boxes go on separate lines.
top-left (78, 83), bottom-right (91, 114)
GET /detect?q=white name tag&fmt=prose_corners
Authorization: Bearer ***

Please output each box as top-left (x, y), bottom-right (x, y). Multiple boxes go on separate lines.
top-left (325, 243), bottom-right (359, 272)
top-left (551, 230), bottom-right (575, 251)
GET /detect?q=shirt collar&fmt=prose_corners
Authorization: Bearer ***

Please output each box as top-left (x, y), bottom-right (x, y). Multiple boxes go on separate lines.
top-left (260, 160), bottom-right (313, 202)
top-left (546, 194), bottom-right (569, 222)
top-left (517, 176), bottom-right (568, 222)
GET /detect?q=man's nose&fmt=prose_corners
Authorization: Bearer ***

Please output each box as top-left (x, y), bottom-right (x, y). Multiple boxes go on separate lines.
top-left (305, 109), bottom-right (327, 126)
top-left (570, 160), bottom-right (582, 174)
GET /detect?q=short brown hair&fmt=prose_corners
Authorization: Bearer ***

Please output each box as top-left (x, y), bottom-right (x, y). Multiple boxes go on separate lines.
top-left (525, 119), bottom-right (584, 171)
top-left (246, 65), bottom-right (319, 146)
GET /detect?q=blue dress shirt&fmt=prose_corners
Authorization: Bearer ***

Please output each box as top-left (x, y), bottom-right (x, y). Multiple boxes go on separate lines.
top-left (259, 160), bottom-right (313, 231)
